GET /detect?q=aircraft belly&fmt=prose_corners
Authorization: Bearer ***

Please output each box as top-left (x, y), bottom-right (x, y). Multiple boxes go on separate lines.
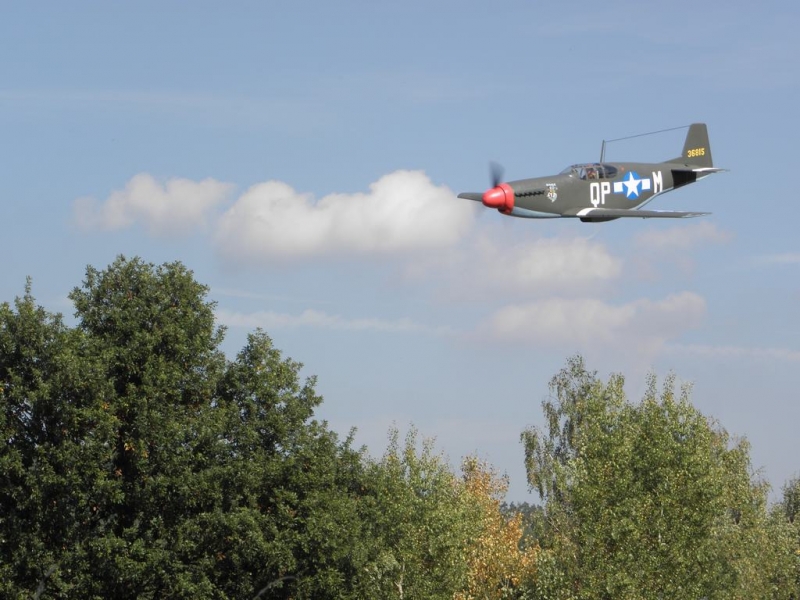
top-left (511, 195), bottom-right (560, 217)
top-left (507, 206), bottom-right (561, 218)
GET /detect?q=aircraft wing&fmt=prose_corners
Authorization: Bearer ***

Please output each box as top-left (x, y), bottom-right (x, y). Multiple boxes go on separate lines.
top-left (457, 192), bottom-right (484, 202)
top-left (573, 207), bottom-right (710, 219)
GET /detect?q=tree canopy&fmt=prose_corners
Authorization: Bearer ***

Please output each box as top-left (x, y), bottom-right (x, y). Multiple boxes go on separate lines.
top-left (1, 257), bottom-right (370, 598)
top-left (0, 257), bottom-right (526, 599)
top-left (1, 257), bottom-right (797, 599)
top-left (522, 356), bottom-right (798, 600)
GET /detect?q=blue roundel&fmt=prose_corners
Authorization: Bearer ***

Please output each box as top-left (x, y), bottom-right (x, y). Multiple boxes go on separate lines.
top-left (613, 171), bottom-right (652, 200)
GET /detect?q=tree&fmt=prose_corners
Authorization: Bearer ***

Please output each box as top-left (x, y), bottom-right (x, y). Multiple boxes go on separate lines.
top-left (7, 260), bottom-right (795, 599)
top-left (500, 502), bottom-right (546, 551)
top-left (0, 279), bottom-right (119, 598)
top-left (456, 458), bottom-right (538, 600)
top-left (782, 477), bottom-right (800, 525)
top-left (354, 427), bottom-right (481, 599)
top-left (349, 429), bottom-right (541, 600)
top-left (779, 477), bottom-right (800, 597)
top-left (521, 355), bottom-right (796, 599)
top-left (0, 257), bottom-right (375, 599)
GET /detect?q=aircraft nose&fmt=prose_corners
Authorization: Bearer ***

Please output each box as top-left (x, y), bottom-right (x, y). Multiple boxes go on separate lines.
top-left (482, 183), bottom-right (514, 212)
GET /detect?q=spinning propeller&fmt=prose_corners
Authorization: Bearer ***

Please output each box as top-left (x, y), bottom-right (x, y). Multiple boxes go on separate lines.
top-left (481, 162), bottom-right (515, 212)
top-left (490, 161), bottom-right (504, 188)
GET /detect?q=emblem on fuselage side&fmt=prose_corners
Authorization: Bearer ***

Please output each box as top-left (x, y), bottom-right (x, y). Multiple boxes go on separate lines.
top-left (589, 170), bottom-right (665, 207)
top-left (546, 183), bottom-right (558, 202)
top-left (613, 171), bottom-right (650, 199)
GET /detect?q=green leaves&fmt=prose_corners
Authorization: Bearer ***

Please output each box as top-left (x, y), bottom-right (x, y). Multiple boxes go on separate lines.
top-left (356, 428), bottom-right (482, 599)
top-left (3, 261), bottom-right (797, 599)
top-left (522, 356), bottom-right (799, 599)
top-left (0, 257), bottom-right (373, 599)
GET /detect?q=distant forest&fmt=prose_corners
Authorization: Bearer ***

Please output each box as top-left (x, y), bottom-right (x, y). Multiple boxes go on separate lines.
top-left (2, 256), bottom-right (798, 599)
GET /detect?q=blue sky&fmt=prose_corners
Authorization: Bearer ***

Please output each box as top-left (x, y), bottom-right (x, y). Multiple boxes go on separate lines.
top-left (2, 1), bottom-right (799, 501)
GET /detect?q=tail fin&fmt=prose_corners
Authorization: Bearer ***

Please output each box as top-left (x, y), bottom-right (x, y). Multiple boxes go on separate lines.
top-left (666, 123), bottom-right (713, 167)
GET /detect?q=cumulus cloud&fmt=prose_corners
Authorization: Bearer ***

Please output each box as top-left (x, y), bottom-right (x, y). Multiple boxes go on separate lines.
top-left (472, 235), bottom-right (621, 294)
top-left (403, 234), bottom-right (622, 298)
top-left (630, 221), bottom-right (732, 278)
top-left (665, 343), bottom-right (800, 363)
top-left (751, 253), bottom-right (800, 267)
top-left (633, 221), bottom-right (733, 251)
top-left (214, 170), bottom-right (475, 263)
top-left (73, 173), bottom-right (233, 236)
top-left (482, 291), bottom-right (706, 350)
top-left (216, 307), bottom-right (449, 335)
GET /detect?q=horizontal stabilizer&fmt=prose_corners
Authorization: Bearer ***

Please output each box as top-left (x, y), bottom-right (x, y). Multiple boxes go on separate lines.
top-left (690, 167), bottom-right (727, 174)
top-left (669, 166), bottom-right (727, 174)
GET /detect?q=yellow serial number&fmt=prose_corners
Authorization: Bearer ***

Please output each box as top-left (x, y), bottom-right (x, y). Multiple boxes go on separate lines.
top-left (687, 147), bottom-right (706, 158)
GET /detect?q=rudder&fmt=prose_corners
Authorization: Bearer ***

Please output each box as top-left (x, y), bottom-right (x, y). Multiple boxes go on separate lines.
top-left (667, 123), bottom-right (713, 167)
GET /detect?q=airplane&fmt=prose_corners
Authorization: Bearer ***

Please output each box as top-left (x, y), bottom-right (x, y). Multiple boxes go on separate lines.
top-left (458, 123), bottom-right (724, 222)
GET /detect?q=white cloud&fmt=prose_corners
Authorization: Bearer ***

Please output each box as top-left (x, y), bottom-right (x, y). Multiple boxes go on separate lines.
top-left (630, 222), bottom-right (732, 278)
top-left (403, 234), bottom-right (622, 298)
top-left (482, 292), bottom-right (706, 350)
top-left (214, 170), bottom-right (475, 263)
top-left (665, 343), bottom-right (800, 363)
top-left (633, 221), bottom-right (732, 252)
top-left (211, 287), bottom-right (328, 305)
top-left (751, 253), bottom-right (800, 267)
top-left (473, 235), bottom-right (621, 294)
top-left (74, 173), bottom-right (233, 236)
top-left (216, 307), bottom-right (449, 335)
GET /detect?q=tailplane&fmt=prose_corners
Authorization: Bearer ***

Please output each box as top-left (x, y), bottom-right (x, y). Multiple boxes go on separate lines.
top-left (666, 123), bottom-right (713, 168)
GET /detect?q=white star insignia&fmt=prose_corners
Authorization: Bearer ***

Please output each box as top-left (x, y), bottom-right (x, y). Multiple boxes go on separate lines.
top-left (623, 172), bottom-right (641, 198)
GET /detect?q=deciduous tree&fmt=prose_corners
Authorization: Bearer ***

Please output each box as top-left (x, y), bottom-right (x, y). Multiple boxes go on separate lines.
top-left (0, 257), bottom-right (374, 599)
top-left (521, 356), bottom-right (797, 599)
top-left (456, 458), bottom-right (538, 600)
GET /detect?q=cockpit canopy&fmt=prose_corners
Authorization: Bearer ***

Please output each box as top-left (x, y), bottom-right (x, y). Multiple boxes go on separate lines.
top-left (560, 163), bottom-right (619, 180)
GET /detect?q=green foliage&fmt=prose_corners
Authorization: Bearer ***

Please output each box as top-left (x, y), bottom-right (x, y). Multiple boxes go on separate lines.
top-left (0, 278), bottom-right (120, 598)
top-left (783, 477), bottom-right (800, 524)
top-left (0, 257), bottom-right (374, 599)
top-left (356, 428), bottom-right (482, 599)
top-left (780, 477), bottom-right (800, 595)
top-left (521, 355), bottom-right (799, 600)
top-left (2, 261), bottom-right (799, 599)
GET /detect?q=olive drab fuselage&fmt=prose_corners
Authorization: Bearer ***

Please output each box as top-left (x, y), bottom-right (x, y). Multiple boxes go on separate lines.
top-left (505, 162), bottom-right (691, 217)
top-left (458, 123), bottom-right (722, 222)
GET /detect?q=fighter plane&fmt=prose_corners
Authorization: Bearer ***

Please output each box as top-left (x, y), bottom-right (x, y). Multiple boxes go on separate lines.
top-left (458, 123), bottom-right (724, 222)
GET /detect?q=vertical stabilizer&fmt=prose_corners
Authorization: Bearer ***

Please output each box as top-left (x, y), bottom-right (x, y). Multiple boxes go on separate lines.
top-left (667, 123), bottom-right (713, 167)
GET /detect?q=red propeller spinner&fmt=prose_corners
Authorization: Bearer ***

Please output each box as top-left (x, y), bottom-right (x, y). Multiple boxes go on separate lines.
top-left (482, 183), bottom-right (514, 212)
top-left (482, 162), bottom-right (514, 212)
